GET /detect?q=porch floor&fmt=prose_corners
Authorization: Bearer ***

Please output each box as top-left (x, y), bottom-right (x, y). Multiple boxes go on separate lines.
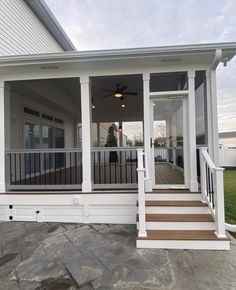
top-left (12, 163), bottom-right (184, 189)
top-left (0, 221), bottom-right (235, 289)
top-left (155, 163), bottom-right (184, 184)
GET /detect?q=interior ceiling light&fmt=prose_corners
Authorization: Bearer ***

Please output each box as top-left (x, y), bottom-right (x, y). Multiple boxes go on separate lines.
top-left (92, 99), bottom-right (96, 109)
top-left (114, 92), bottom-right (123, 98)
top-left (121, 104), bottom-right (125, 108)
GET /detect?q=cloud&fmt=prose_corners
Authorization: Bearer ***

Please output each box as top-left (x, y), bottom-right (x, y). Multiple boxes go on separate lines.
top-left (46, 0), bottom-right (236, 132)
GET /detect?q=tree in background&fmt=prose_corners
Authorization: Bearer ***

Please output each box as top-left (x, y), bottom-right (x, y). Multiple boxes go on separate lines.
top-left (105, 124), bottom-right (118, 163)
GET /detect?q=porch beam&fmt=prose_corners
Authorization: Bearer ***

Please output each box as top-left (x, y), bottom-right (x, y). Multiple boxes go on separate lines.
top-left (80, 76), bottom-right (92, 192)
top-left (0, 80), bottom-right (10, 192)
top-left (143, 73), bottom-right (152, 191)
top-left (187, 71), bottom-right (198, 192)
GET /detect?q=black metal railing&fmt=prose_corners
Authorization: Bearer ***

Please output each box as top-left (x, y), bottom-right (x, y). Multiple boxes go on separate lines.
top-left (92, 147), bottom-right (139, 186)
top-left (205, 163), bottom-right (215, 209)
top-left (7, 149), bottom-right (82, 190)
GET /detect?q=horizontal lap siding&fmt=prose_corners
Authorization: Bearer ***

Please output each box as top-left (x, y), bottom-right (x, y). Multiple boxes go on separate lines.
top-left (0, 0), bottom-right (63, 56)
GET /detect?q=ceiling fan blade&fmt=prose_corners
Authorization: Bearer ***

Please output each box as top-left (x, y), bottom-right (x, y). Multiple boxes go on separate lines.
top-left (102, 93), bottom-right (112, 98)
top-left (124, 92), bottom-right (138, 95)
top-left (102, 88), bottom-right (115, 93)
top-left (119, 86), bottom-right (127, 92)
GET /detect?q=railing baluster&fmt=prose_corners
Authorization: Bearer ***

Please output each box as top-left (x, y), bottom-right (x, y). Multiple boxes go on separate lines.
top-left (119, 151), bottom-right (122, 183)
top-left (19, 153), bottom-right (22, 185)
top-left (104, 151), bottom-right (106, 184)
top-left (99, 151), bottom-right (101, 184)
top-left (130, 150), bottom-right (133, 184)
top-left (29, 153), bottom-right (31, 185)
top-left (14, 153), bottom-right (17, 184)
top-left (70, 152), bottom-right (72, 184)
top-left (9, 154), bottom-right (12, 185)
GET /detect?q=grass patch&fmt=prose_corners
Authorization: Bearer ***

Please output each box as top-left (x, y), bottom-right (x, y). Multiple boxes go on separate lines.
top-left (224, 170), bottom-right (236, 238)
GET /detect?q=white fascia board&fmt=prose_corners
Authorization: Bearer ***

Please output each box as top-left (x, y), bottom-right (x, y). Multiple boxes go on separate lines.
top-left (0, 42), bottom-right (236, 67)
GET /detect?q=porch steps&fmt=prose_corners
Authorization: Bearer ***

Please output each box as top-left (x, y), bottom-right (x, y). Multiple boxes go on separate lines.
top-left (136, 190), bottom-right (230, 250)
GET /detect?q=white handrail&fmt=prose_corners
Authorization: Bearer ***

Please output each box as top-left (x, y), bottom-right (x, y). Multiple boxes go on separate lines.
top-left (137, 148), bottom-right (149, 238)
top-left (199, 147), bottom-right (226, 238)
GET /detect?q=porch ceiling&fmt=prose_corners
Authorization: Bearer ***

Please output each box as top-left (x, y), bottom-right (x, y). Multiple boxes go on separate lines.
top-left (91, 75), bottom-right (143, 123)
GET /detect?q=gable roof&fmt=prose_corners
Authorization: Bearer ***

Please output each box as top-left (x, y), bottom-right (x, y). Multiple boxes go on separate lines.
top-left (24, 0), bottom-right (76, 51)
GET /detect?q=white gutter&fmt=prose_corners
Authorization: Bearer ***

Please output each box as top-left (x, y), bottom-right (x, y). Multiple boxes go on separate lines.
top-left (211, 48), bottom-right (223, 70)
top-left (0, 42), bottom-right (236, 66)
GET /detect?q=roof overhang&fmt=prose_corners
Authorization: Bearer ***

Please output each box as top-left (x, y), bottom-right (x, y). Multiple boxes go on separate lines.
top-left (24, 0), bottom-right (76, 51)
top-left (0, 42), bottom-right (236, 69)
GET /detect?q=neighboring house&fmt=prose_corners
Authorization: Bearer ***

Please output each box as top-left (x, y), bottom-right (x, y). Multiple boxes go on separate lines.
top-left (0, 0), bottom-right (236, 250)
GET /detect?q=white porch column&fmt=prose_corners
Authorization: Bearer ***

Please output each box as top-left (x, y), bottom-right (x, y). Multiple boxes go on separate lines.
top-left (187, 71), bottom-right (198, 192)
top-left (80, 76), bottom-right (92, 192)
top-left (205, 71), bottom-right (214, 159)
top-left (0, 80), bottom-right (10, 192)
top-left (210, 70), bottom-right (220, 166)
top-left (143, 73), bottom-right (152, 191)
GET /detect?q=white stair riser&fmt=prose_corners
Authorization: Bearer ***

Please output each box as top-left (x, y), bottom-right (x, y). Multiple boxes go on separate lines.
top-left (145, 194), bottom-right (201, 201)
top-left (144, 207), bottom-right (210, 214)
top-left (137, 221), bottom-right (215, 230)
top-left (136, 240), bottom-right (230, 250)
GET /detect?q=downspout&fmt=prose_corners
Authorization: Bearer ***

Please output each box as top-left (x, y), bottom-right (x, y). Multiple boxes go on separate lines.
top-left (211, 50), bottom-right (236, 233)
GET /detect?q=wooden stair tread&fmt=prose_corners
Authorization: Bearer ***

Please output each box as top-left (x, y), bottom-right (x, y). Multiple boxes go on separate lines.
top-left (144, 200), bottom-right (208, 207)
top-left (146, 189), bottom-right (198, 194)
top-left (136, 230), bottom-right (229, 241)
top-left (137, 214), bottom-right (214, 222)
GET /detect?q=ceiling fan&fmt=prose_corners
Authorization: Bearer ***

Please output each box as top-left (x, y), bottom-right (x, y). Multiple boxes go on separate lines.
top-left (102, 84), bottom-right (137, 100)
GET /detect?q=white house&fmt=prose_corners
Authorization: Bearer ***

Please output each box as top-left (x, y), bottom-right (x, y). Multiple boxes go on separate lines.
top-left (0, 0), bottom-right (236, 250)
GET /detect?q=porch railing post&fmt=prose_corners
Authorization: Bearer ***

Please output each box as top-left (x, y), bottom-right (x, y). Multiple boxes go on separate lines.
top-left (80, 76), bottom-right (92, 192)
top-left (137, 148), bottom-right (147, 237)
top-left (199, 147), bottom-right (207, 202)
top-left (214, 167), bottom-right (226, 238)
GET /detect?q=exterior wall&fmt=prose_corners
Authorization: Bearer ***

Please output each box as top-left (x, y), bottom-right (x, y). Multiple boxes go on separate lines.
top-left (0, 0), bottom-right (63, 56)
top-left (10, 91), bottom-right (76, 149)
top-left (0, 194), bottom-right (137, 223)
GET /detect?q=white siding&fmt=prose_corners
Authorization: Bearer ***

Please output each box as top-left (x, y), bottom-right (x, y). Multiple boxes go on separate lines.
top-left (0, 0), bottom-right (63, 56)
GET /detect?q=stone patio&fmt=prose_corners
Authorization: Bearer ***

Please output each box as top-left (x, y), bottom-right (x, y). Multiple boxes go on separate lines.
top-left (0, 222), bottom-right (236, 290)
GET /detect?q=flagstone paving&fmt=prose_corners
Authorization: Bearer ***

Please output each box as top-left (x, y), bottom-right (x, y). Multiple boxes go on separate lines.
top-left (0, 221), bottom-right (236, 289)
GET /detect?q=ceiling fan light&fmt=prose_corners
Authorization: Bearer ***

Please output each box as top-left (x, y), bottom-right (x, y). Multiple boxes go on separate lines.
top-left (114, 92), bottom-right (123, 98)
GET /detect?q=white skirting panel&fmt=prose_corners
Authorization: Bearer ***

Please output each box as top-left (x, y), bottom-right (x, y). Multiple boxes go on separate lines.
top-left (0, 194), bottom-right (137, 224)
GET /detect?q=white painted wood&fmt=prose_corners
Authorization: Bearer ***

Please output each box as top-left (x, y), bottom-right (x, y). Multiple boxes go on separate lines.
top-left (143, 73), bottom-right (152, 191)
top-left (0, 193), bottom-right (137, 223)
top-left (214, 168), bottom-right (226, 238)
top-left (0, 80), bottom-right (10, 192)
top-left (199, 147), bottom-right (207, 202)
top-left (12, 205), bottom-right (37, 221)
top-left (145, 193), bottom-right (201, 201)
top-left (136, 240), bottom-right (230, 250)
top-left (210, 70), bottom-right (220, 166)
top-left (138, 221), bottom-right (215, 230)
top-left (187, 71), bottom-right (198, 192)
top-left (0, 0), bottom-right (63, 56)
top-left (80, 76), bottom-right (92, 192)
top-left (137, 149), bottom-right (147, 237)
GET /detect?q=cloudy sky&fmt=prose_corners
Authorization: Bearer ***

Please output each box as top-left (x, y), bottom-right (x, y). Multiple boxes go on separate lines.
top-left (46, 0), bottom-right (236, 133)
